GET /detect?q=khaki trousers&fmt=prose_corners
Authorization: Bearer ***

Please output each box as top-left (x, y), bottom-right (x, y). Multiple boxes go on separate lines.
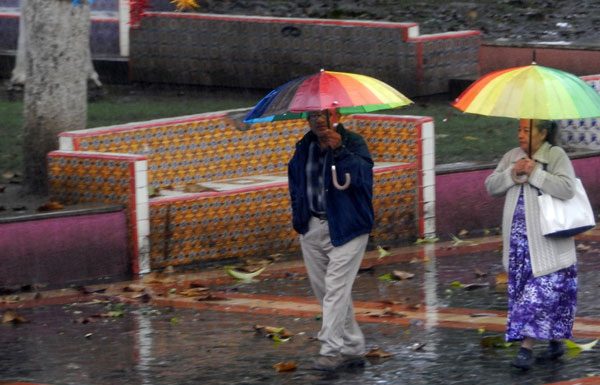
top-left (299, 216), bottom-right (368, 356)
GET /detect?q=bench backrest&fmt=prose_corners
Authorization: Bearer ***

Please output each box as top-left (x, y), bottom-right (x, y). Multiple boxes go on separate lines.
top-left (58, 111), bottom-right (427, 188)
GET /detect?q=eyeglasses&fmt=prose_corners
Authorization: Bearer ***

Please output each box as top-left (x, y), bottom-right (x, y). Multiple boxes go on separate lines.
top-left (307, 113), bottom-right (327, 122)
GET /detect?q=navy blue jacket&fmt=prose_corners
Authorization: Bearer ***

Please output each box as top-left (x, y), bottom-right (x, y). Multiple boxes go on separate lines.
top-left (288, 123), bottom-right (374, 246)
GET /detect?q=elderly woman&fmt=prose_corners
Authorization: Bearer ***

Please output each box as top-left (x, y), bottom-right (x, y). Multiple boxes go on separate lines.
top-left (485, 119), bottom-right (578, 370)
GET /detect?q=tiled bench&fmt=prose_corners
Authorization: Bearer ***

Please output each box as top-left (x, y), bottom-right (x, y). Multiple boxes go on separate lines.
top-left (48, 111), bottom-right (435, 274)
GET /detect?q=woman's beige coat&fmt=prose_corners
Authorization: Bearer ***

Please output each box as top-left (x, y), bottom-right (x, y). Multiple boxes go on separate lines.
top-left (485, 142), bottom-right (577, 277)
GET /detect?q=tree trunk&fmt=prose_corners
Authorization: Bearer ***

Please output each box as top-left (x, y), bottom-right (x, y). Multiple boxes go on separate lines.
top-left (22, 0), bottom-right (90, 195)
top-left (11, 0), bottom-right (101, 89)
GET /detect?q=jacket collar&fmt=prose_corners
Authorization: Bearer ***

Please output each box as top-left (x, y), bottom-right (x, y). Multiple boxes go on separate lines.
top-left (514, 141), bottom-right (552, 164)
top-left (532, 141), bottom-right (553, 164)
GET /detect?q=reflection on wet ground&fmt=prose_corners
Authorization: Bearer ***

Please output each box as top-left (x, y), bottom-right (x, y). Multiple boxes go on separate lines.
top-left (1, 236), bottom-right (600, 385)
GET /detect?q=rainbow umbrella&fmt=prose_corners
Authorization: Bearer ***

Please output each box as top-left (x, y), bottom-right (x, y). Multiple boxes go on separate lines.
top-left (453, 63), bottom-right (600, 120)
top-left (244, 70), bottom-right (412, 190)
top-left (244, 70), bottom-right (413, 123)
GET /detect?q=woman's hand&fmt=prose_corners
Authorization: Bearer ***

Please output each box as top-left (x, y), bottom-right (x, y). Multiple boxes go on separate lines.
top-left (514, 158), bottom-right (536, 176)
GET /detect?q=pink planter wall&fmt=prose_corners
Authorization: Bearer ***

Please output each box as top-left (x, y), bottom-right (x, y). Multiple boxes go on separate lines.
top-left (0, 209), bottom-right (129, 288)
top-left (436, 154), bottom-right (600, 237)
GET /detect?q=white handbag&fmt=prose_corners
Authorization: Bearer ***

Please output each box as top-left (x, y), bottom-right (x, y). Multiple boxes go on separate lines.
top-left (538, 178), bottom-right (596, 237)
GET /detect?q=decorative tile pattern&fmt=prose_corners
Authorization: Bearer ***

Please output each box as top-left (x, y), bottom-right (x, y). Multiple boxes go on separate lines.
top-left (48, 153), bottom-right (137, 206)
top-left (559, 77), bottom-right (600, 150)
top-left (73, 118), bottom-right (307, 189)
top-left (146, 166), bottom-right (415, 268)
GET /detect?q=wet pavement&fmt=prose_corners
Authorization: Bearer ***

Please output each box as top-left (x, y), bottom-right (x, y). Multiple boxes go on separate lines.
top-left (2, 233), bottom-right (600, 385)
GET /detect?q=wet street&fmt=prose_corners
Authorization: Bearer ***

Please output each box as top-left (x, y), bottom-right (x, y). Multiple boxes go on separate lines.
top-left (1, 233), bottom-right (600, 385)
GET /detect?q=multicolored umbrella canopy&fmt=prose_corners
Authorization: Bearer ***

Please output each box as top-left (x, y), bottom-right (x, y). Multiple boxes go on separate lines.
top-left (453, 64), bottom-right (600, 120)
top-left (244, 70), bottom-right (413, 123)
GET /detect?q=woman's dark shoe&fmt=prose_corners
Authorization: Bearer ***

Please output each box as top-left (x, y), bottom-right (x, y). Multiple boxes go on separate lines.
top-left (511, 347), bottom-right (534, 370)
top-left (537, 340), bottom-right (565, 361)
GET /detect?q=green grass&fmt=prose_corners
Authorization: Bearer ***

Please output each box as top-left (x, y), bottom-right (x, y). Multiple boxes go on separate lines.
top-left (0, 85), bottom-right (519, 175)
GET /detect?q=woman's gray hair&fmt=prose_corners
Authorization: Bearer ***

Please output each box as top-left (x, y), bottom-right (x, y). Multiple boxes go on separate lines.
top-left (534, 119), bottom-right (558, 146)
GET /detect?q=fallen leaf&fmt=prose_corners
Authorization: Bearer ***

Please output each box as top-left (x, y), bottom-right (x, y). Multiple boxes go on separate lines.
top-left (377, 245), bottom-right (391, 259)
top-left (495, 272), bottom-right (508, 286)
top-left (564, 339), bottom-right (598, 351)
top-left (480, 335), bottom-right (512, 348)
top-left (414, 237), bottom-right (439, 244)
top-left (123, 284), bottom-right (147, 292)
top-left (450, 234), bottom-right (477, 246)
top-left (392, 270), bottom-right (415, 280)
top-left (365, 307), bottom-right (406, 318)
top-left (2, 171), bottom-right (15, 180)
top-left (196, 292), bottom-right (228, 301)
top-left (365, 347), bottom-right (393, 358)
top-left (410, 342), bottom-right (426, 351)
top-left (254, 324), bottom-right (293, 338)
top-left (2, 310), bottom-right (28, 324)
top-left (463, 283), bottom-right (489, 291)
top-left (179, 287), bottom-right (211, 297)
top-left (134, 292), bottom-right (152, 303)
top-left (225, 266), bottom-right (265, 282)
top-left (148, 185), bottom-right (160, 198)
top-left (273, 361), bottom-right (297, 372)
top-left (378, 273), bottom-right (394, 282)
top-left (37, 201), bottom-right (64, 212)
top-left (142, 272), bottom-right (176, 284)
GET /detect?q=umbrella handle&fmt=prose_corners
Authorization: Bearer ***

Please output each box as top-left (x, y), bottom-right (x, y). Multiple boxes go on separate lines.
top-left (331, 165), bottom-right (351, 190)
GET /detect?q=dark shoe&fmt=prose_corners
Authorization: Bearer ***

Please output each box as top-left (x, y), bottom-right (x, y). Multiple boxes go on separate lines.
top-left (342, 354), bottom-right (366, 368)
top-left (537, 340), bottom-right (565, 361)
top-left (511, 347), bottom-right (534, 370)
top-left (310, 354), bottom-right (345, 372)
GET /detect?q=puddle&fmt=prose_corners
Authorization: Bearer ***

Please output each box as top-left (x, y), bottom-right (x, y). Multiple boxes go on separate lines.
top-left (1, 303), bottom-right (598, 385)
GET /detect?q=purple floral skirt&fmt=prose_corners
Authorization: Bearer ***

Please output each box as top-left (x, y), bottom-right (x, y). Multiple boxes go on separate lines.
top-left (505, 188), bottom-right (577, 342)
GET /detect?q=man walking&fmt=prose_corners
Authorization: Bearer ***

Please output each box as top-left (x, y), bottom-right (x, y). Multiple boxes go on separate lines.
top-left (288, 109), bottom-right (374, 371)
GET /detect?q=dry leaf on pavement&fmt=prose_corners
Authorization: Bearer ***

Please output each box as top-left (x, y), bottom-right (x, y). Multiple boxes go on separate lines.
top-left (36, 201), bottom-right (64, 212)
top-left (392, 270), bottom-right (415, 280)
top-left (2, 310), bottom-right (28, 324)
top-left (365, 347), bottom-right (393, 358)
top-left (254, 324), bottom-right (294, 338)
top-left (273, 361), bottom-right (297, 372)
top-left (495, 272), bottom-right (508, 286)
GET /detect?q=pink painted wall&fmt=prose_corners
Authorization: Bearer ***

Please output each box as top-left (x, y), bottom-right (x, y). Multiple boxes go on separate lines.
top-left (0, 210), bottom-right (129, 288)
top-left (436, 155), bottom-right (600, 237)
top-left (481, 44), bottom-right (600, 76)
